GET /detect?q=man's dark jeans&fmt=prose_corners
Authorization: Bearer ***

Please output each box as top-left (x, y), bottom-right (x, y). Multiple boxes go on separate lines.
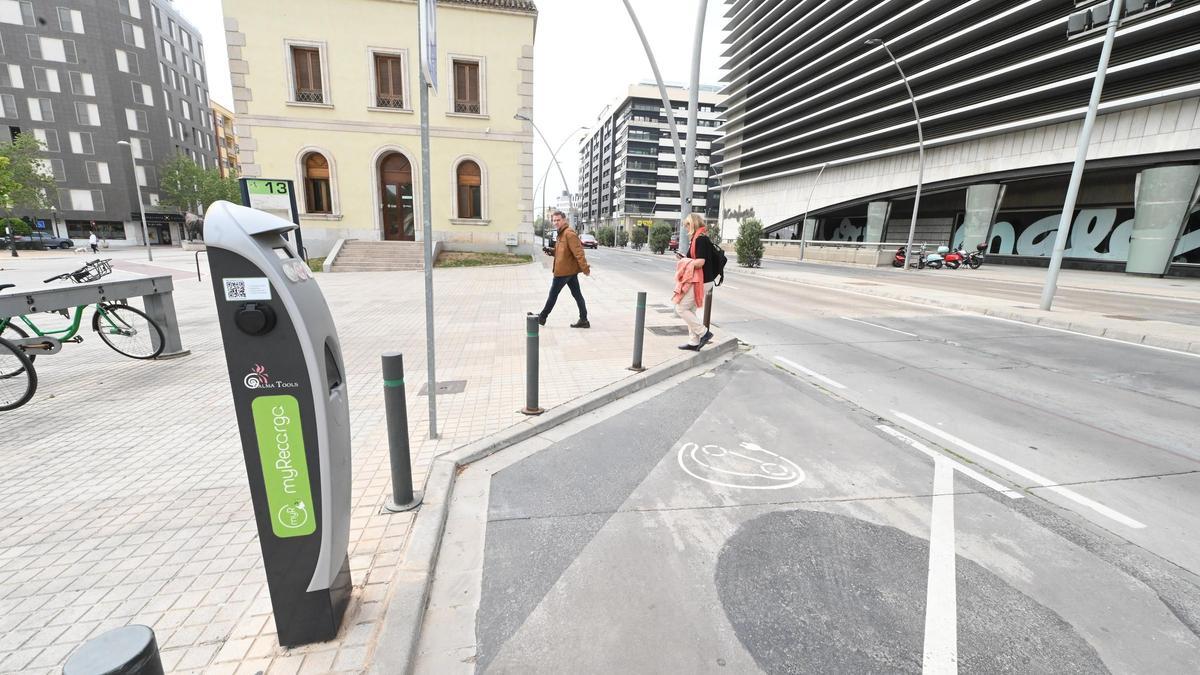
top-left (539, 274), bottom-right (587, 322)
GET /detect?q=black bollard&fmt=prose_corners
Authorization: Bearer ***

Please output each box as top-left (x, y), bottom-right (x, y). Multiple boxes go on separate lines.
top-left (629, 291), bottom-right (647, 372)
top-left (703, 287), bottom-right (713, 329)
top-left (63, 625), bottom-right (163, 675)
top-left (521, 314), bottom-right (544, 415)
top-left (382, 353), bottom-right (421, 512)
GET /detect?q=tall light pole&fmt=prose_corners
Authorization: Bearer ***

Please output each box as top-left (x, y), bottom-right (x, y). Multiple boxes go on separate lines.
top-left (50, 205), bottom-right (58, 238)
top-left (620, 0), bottom-right (708, 247)
top-left (798, 162), bottom-right (828, 260)
top-left (117, 140), bottom-right (152, 262)
top-left (515, 113), bottom-right (578, 228)
top-left (866, 38), bottom-right (924, 270)
top-left (1040, 0), bottom-right (1123, 311)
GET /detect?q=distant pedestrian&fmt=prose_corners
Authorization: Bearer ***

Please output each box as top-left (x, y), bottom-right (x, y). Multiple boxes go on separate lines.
top-left (534, 210), bottom-right (590, 328)
top-left (673, 214), bottom-right (718, 351)
top-left (88, 230), bottom-right (99, 254)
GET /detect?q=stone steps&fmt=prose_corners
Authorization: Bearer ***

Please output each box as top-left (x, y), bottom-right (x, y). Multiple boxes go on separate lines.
top-left (329, 240), bottom-right (427, 272)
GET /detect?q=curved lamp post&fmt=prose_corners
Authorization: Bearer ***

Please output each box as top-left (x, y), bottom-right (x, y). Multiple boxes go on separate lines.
top-left (866, 38), bottom-right (924, 270)
top-left (117, 140), bottom-right (152, 262)
top-left (533, 126), bottom-right (588, 233)
top-left (515, 113), bottom-right (578, 227)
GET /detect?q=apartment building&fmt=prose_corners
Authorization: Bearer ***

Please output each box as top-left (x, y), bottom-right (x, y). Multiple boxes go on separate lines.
top-left (212, 100), bottom-right (238, 178)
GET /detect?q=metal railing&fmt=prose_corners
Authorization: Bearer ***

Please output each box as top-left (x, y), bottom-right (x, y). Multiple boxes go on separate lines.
top-left (376, 93), bottom-right (404, 109)
top-left (295, 88), bottom-right (324, 104)
top-left (454, 102), bottom-right (481, 114)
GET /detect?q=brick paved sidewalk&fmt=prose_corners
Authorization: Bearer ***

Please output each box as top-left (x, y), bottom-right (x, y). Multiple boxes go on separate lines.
top-left (0, 253), bottom-right (715, 674)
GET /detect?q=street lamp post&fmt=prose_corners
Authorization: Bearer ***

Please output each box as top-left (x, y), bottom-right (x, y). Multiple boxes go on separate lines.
top-left (1040, 0), bottom-right (1124, 311)
top-left (117, 140), bottom-right (153, 262)
top-left (533, 126), bottom-right (588, 236)
top-left (50, 205), bottom-right (58, 239)
top-left (866, 39), bottom-right (924, 271)
top-left (798, 162), bottom-right (828, 260)
top-left (515, 114), bottom-right (578, 228)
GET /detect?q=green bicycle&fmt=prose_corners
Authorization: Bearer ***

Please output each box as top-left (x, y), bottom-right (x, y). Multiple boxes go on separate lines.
top-left (1, 259), bottom-right (166, 360)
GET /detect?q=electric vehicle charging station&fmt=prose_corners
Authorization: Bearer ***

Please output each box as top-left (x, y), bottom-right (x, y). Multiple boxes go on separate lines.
top-left (203, 201), bottom-right (352, 646)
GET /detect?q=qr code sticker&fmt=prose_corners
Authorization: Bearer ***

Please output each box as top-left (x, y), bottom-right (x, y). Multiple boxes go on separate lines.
top-left (225, 280), bottom-right (247, 299)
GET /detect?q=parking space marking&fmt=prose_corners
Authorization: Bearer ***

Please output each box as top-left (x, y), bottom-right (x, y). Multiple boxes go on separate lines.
top-left (840, 316), bottom-right (918, 338)
top-left (893, 411), bottom-right (1146, 529)
top-left (876, 425), bottom-right (1022, 499)
top-left (924, 457), bottom-right (958, 674)
top-left (775, 356), bottom-right (847, 390)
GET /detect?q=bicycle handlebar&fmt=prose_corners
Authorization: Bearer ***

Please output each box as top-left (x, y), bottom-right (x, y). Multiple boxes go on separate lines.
top-left (43, 273), bottom-right (69, 284)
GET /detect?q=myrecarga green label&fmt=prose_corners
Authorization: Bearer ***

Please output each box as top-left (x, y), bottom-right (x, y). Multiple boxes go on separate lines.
top-left (252, 395), bottom-right (317, 538)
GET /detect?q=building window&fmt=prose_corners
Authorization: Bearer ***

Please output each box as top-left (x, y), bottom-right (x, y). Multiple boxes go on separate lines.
top-left (118, 0), bottom-right (142, 20)
top-left (115, 49), bottom-right (138, 74)
top-left (0, 93), bottom-right (17, 118)
top-left (303, 152), bottom-right (332, 213)
top-left (75, 101), bottom-right (99, 126)
top-left (181, 99), bottom-right (191, 120)
top-left (131, 81), bottom-right (153, 104)
top-left (372, 52), bottom-right (405, 109)
top-left (85, 161), bottom-right (111, 184)
top-left (60, 188), bottom-right (104, 211)
top-left (160, 38), bottom-right (173, 62)
top-left (131, 137), bottom-right (152, 160)
top-left (69, 131), bottom-right (94, 154)
top-left (37, 158), bottom-right (65, 182)
top-left (125, 107), bottom-right (147, 131)
top-left (0, 1), bottom-right (35, 27)
top-left (0, 63), bottom-right (21, 88)
top-left (122, 22), bottom-right (144, 49)
top-left (27, 96), bottom-right (52, 121)
top-left (32, 128), bottom-right (58, 152)
top-left (32, 66), bottom-right (60, 93)
top-left (456, 160), bottom-right (483, 219)
top-left (290, 45), bottom-right (324, 104)
top-left (69, 71), bottom-right (95, 96)
top-left (28, 36), bottom-right (78, 64)
top-left (57, 7), bottom-right (84, 34)
top-left (452, 59), bottom-right (481, 114)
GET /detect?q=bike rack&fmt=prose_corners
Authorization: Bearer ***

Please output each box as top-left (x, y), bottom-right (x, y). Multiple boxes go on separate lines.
top-left (0, 275), bottom-right (189, 359)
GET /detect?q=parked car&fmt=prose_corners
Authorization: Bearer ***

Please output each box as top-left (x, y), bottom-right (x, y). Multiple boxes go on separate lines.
top-left (579, 233), bottom-right (598, 249)
top-left (13, 232), bottom-right (75, 250)
top-left (668, 234), bottom-right (679, 252)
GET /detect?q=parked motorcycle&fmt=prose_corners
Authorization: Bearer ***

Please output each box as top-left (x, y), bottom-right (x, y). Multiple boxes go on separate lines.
top-left (944, 245), bottom-right (967, 269)
top-left (893, 244), bottom-right (944, 269)
top-left (967, 243), bottom-right (986, 269)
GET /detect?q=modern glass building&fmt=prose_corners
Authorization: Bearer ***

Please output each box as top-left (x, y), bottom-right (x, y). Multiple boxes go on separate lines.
top-left (0, 0), bottom-right (216, 245)
top-left (578, 84), bottom-right (726, 238)
top-left (717, 0), bottom-right (1200, 275)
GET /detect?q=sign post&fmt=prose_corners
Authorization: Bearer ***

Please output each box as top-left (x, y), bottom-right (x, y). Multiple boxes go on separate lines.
top-left (417, 0), bottom-right (439, 439)
top-left (240, 178), bottom-right (306, 260)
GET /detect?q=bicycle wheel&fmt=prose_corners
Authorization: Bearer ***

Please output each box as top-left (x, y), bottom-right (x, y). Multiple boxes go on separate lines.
top-left (0, 338), bottom-right (36, 411)
top-left (93, 304), bottom-right (165, 359)
top-left (1, 322), bottom-right (34, 364)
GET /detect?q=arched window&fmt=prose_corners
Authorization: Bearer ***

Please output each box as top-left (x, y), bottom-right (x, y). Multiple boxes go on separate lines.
top-left (303, 152), bottom-right (332, 213)
top-left (456, 160), bottom-right (482, 219)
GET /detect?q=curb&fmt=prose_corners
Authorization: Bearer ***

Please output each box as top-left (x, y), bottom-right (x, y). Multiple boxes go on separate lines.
top-left (368, 335), bottom-right (739, 675)
top-left (731, 266), bottom-right (1200, 356)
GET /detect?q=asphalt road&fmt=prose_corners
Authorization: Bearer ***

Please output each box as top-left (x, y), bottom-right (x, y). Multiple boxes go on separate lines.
top-left (416, 248), bottom-right (1200, 674)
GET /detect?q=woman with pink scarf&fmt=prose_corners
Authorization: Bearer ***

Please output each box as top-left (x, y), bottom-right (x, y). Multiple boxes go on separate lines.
top-left (673, 214), bottom-right (717, 351)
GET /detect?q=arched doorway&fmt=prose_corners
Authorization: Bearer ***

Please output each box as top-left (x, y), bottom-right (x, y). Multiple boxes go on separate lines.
top-left (379, 152), bottom-right (415, 241)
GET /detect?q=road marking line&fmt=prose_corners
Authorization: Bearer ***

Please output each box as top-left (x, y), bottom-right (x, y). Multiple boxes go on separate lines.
top-left (774, 356), bottom-right (847, 390)
top-left (720, 284), bottom-right (740, 290)
top-left (839, 316), bottom-right (918, 337)
top-left (892, 411), bottom-right (1147, 529)
top-left (875, 425), bottom-right (1022, 499)
top-left (924, 457), bottom-right (959, 675)
top-left (971, 314), bottom-right (1200, 360)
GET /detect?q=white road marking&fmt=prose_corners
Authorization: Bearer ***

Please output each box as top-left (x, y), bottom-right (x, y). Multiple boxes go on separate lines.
top-left (892, 411), bottom-right (1147, 529)
top-left (924, 457), bottom-right (959, 674)
top-left (677, 441), bottom-right (806, 490)
top-left (719, 284), bottom-right (740, 290)
top-left (839, 316), bottom-right (918, 337)
top-left (971, 313), bottom-right (1200, 360)
top-left (875, 425), bottom-right (1022, 499)
top-left (774, 356), bottom-right (847, 390)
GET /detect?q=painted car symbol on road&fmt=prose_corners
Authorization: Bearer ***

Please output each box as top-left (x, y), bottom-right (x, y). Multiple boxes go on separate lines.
top-left (677, 441), bottom-right (805, 489)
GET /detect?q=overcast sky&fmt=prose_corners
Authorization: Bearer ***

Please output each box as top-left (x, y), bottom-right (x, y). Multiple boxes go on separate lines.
top-left (181, 0), bottom-right (728, 197)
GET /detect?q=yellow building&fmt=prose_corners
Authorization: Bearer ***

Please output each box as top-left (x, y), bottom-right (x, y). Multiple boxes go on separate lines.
top-left (222, 0), bottom-right (537, 257)
top-left (211, 101), bottom-right (239, 178)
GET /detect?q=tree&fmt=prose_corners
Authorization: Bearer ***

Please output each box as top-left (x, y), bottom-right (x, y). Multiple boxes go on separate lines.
top-left (596, 225), bottom-right (615, 247)
top-left (0, 133), bottom-right (55, 217)
top-left (616, 229), bottom-right (629, 248)
top-left (649, 223), bottom-right (672, 254)
top-left (631, 225), bottom-right (648, 250)
top-left (707, 221), bottom-right (721, 245)
top-left (159, 153), bottom-right (239, 239)
top-left (736, 218), bottom-right (764, 267)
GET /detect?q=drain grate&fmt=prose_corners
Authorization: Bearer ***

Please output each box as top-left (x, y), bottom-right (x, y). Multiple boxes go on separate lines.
top-left (419, 380), bottom-right (468, 395)
top-left (1104, 314), bottom-right (1149, 322)
top-left (648, 325), bottom-right (690, 336)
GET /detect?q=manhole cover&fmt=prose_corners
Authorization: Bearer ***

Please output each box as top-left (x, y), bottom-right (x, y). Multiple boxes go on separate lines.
top-left (419, 380), bottom-right (467, 395)
top-left (1104, 314), bottom-right (1148, 322)
top-left (648, 325), bottom-right (690, 336)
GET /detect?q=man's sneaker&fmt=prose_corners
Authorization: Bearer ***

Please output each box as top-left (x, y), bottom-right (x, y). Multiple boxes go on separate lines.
top-left (677, 343), bottom-right (700, 351)
top-left (699, 330), bottom-right (713, 347)
top-left (530, 312), bottom-right (546, 326)
top-left (571, 320), bottom-right (590, 328)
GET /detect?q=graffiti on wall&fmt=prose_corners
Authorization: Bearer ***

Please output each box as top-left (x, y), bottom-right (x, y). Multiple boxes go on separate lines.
top-left (722, 205), bottom-right (756, 227)
top-left (821, 217), bottom-right (867, 242)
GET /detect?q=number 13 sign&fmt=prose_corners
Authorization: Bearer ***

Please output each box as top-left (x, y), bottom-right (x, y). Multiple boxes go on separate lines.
top-left (239, 178), bottom-right (307, 259)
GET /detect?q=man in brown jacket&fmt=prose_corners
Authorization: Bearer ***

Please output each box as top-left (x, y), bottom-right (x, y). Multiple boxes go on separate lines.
top-left (535, 210), bottom-right (590, 327)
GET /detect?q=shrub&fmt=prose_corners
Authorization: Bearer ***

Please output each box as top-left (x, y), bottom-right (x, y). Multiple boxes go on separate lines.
top-left (616, 229), bottom-right (629, 248)
top-left (1, 217), bottom-right (30, 236)
top-left (736, 218), bottom-right (764, 267)
top-left (631, 225), bottom-right (648, 250)
top-left (649, 223), bottom-right (672, 254)
top-left (596, 226), bottom-right (615, 247)
top-left (706, 221), bottom-right (721, 245)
